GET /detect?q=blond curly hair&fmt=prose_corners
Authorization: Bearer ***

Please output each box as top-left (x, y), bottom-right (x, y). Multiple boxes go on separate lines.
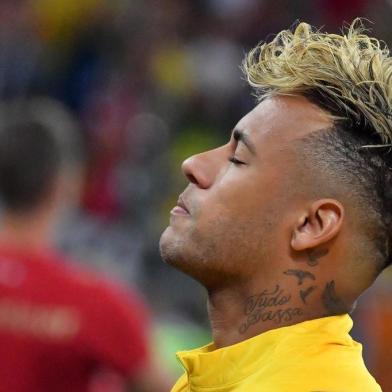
top-left (243, 19), bottom-right (392, 145)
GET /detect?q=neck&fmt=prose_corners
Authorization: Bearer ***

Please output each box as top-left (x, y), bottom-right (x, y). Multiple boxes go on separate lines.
top-left (207, 270), bottom-right (340, 348)
top-left (0, 206), bottom-right (55, 251)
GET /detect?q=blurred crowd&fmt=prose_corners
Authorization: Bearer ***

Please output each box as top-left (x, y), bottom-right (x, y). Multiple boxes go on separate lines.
top-left (0, 0), bottom-right (392, 387)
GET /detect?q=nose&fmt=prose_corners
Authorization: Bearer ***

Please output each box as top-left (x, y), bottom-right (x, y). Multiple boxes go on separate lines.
top-left (181, 147), bottom-right (224, 189)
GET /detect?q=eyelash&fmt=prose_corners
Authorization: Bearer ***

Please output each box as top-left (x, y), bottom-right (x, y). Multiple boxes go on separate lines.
top-left (228, 156), bottom-right (246, 165)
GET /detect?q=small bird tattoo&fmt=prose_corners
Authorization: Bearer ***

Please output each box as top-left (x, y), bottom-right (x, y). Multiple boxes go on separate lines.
top-left (283, 269), bottom-right (316, 285)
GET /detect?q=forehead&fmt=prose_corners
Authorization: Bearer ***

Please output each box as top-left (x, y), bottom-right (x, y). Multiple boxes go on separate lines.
top-left (235, 95), bottom-right (332, 150)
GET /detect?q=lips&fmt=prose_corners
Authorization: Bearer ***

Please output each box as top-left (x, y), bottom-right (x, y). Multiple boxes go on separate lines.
top-left (178, 196), bottom-right (189, 212)
top-left (170, 195), bottom-right (190, 215)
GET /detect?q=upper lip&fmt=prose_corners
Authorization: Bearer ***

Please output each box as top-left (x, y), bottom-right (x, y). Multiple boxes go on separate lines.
top-left (177, 195), bottom-right (190, 213)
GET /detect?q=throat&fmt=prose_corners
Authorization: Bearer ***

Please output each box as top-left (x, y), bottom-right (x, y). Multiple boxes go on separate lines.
top-left (207, 288), bottom-right (245, 348)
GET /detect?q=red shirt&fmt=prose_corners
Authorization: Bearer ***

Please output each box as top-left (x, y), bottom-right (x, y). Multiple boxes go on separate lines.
top-left (0, 246), bottom-right (150, 392)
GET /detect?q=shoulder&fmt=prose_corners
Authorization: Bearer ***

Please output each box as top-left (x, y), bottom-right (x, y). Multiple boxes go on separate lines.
top-left (259, 351), bottom-right (382, 392)
top-left (54, 257), bottom-right (151, 374)
top-left (25, 249), bottom-right (150, 322)
top-left (59, 258), bottom-right (150, 322)
top-left (38, 251), bottom-right (137, 298)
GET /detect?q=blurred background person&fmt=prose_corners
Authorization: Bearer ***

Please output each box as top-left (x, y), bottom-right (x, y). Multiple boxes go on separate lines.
top-left (0, 100), bottom-right (169, 391)
top-left (0, 0), bottom-right (391, 390)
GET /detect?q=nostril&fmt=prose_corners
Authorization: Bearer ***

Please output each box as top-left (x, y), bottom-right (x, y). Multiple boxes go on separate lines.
top-left (182, 155), bottom-right (209, 188)
top-left (187, 173), bottom-right (198, 184)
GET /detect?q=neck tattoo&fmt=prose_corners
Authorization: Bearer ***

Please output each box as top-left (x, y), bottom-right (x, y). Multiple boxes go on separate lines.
top-left (238, 247), bottom-right (347, 334)
top-left (239, 285), bottom-right (303, 334)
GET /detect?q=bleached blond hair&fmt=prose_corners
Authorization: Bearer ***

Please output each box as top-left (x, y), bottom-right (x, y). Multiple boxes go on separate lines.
top-left (243, 19), bottom-right (392, 145)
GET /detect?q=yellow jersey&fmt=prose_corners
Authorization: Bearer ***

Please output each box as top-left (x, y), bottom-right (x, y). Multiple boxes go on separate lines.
top-left (172, 315), bottom-right (381, 391)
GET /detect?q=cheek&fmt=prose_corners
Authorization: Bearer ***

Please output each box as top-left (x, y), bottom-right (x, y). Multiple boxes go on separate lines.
top-left (218, 166), bottom-right (285, 214)
top-left (193, 178), bottom-right (264, 236)
top-left (213, 178), bottom-right (268, 219)
top-left (194, 198), bottom-right (266, 251)
top-left (192, 168), bottom-right (285, 238)
top-left (191, 210), bottom-right (270, 275)
top-left (198, 177), bottom-right (281, 235)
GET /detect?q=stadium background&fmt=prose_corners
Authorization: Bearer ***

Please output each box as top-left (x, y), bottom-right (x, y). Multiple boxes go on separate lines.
top-left (1, 0), bottom-right (391, 390)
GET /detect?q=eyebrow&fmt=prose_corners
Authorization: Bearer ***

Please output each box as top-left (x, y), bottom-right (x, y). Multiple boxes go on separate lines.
top-left (233, 129), bottom-right (257, 155)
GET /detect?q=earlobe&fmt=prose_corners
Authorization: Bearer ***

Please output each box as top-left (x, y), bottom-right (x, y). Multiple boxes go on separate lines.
top-left (291, 199), bottom-right (344, 252)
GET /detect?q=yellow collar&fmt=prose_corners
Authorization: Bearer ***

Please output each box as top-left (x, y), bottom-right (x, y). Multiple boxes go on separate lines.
top-left (177, 315), bottom-right (354, 388)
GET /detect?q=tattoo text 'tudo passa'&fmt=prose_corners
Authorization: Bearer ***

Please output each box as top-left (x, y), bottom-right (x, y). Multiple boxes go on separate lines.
top-left (239, 285), bottom-right (303, 333)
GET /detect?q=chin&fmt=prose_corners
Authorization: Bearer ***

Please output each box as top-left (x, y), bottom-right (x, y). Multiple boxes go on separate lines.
top-left (160, 227), bottom-right (198, 274)
top-left (159, 226), bottom-right (185, 266)
top-left (159, 228), bottom-right (229, 288)
top-left (159, 227), bottom-right (195, 271)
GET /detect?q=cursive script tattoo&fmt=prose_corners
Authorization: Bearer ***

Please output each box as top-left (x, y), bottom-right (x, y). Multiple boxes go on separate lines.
top-left (283, 269), bottom-right (315, 285)
top-left (306, 248), bottom-right (329, 266)
top-left (239, 285), bottom-right (302, 333)
top-left (300, 285), bottom-right (316, 304)
top-left (321, 280), bottom-right (347, 315)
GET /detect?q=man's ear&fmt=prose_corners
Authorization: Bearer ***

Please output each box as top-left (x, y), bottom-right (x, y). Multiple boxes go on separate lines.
top-left (291, 199), bottom-right (344, 251)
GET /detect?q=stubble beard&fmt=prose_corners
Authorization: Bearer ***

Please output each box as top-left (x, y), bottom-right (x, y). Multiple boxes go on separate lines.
top-left (159, 218), bottom-right (268, 289)
top-left (159, 226), bottom-right (220, 286)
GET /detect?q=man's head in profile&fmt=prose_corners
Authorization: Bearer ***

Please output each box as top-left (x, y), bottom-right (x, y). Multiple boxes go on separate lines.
top-left (160, 21), bottom-right (391, 390)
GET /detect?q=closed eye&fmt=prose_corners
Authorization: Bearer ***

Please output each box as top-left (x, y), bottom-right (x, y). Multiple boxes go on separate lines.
top-left (228, 156), bottom-right (246, 165)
